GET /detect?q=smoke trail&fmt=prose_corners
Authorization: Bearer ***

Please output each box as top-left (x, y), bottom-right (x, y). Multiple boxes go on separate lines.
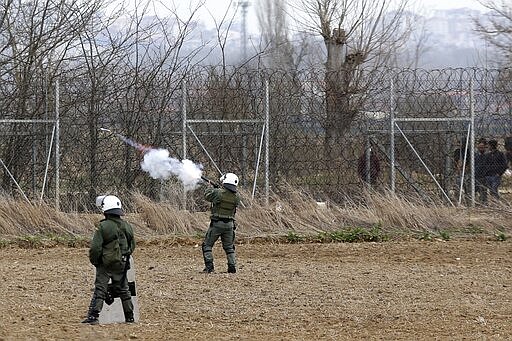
top-left (141, 148), bottom-right (203, 191)
top-left (115, 134), bottom-right (152, 153)
top-left (102, 128), bottom-right (203, 190)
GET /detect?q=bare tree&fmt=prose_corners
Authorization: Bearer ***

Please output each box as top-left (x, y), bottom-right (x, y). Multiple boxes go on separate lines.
top-left (68, 0), bottom-right (207, 199)
top-left (207, 0), bottom-right (239, 71)
top-left (0, 0), bottom-right (102, 195)
top-left (293, 0), bottom-right (411, 155)
top-left (391, 11), bottom-right (430, 69)
top-left (474, 0), bottom-right (512, 64)
top-left (256, 0), bottom-right (296, 70)
top-left (0, 0), bottom-right (209, 203)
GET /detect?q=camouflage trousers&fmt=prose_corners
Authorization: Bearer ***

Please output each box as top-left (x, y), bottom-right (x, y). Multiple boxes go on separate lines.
top-left (202, 219), bottom-right (236, 268)
top-left (88, 263), bottom-right (133, 318)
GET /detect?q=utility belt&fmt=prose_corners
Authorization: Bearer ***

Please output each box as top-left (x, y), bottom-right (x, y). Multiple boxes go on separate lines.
top-left (211, 217), bottom-right (233, 223)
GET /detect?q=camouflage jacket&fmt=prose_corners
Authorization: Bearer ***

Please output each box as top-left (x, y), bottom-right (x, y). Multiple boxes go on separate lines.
top-left (89, 217), bottom-right (135, 267)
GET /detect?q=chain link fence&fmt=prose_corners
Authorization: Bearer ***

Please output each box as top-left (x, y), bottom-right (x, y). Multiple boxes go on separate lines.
top-left (1, 67), bottom-right (511, 211)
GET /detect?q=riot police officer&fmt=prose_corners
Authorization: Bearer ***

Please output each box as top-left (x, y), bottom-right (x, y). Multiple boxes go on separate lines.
top-left (202, 173), bottom-right (241, 274)
top-left (82, 195), bottom-right (136, 324)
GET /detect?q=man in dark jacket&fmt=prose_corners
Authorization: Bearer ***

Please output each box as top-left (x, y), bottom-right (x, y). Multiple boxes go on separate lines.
top-left (486, 139), bottom-right (508, 200)
top-left (82, 195), bottom-right (136, 324)
top-left (357, 148), bottom-right (380, 186)
top-left (474, 138), bottom-right (489, 204)
top-left (202, 173), bottom-right (241, 274)
top-left (505, 136), bottom-right (512, 167)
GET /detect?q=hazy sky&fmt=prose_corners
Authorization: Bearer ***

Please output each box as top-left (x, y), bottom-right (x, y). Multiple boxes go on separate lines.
top-left (196, 0), bottom-right (489, 30)
top-left (121, 0), bottom-right (489, 32)
top-left (416, 0), bottom-right (486, 10)
top-left (199, 0), bottom-right (489, 14)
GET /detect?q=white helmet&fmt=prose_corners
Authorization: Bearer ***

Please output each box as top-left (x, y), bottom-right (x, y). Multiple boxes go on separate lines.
top-left (220, 173), bottom-right (239, 186)
top-left (95, 195), bottom-right (124, 216)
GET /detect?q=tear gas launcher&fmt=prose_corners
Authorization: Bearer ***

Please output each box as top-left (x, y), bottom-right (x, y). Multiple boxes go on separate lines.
top-left (201, 176), bottom-right (221, 188)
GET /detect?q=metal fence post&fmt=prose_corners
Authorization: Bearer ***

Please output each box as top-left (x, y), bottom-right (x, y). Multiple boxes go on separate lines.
top-left (365, 118), bottom-right (371, 185)
top-left (264, 79), bottom-right (270, 205)
top-left (390, 77), bottom-right (396, 193)
top-left (55, 79), bottom-right (60, 210)
top-left (182, 79), bottom-right (187, 209)
top-left (469, 78), bottom-right (475, 207)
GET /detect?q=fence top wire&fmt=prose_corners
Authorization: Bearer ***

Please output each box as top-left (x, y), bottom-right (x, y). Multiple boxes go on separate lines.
top-left (2, 66), bottom-right (512, 209)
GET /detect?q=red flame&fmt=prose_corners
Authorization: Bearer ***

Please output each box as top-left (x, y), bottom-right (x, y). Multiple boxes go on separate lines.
top-left (115, 134), bottom-right (153, 154)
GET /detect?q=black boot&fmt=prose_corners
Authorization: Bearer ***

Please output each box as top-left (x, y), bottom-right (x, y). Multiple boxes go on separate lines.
top-left (122, 298), bottom-right (135, 323)
top-left (125, 312), bottom-right (135, 323)
top-left (203, 261), bottom-right (214, 273)
top-left (81, 315), bottom-right (99, 324)
top-left (227, 265), bottom-right (236, 273)
top-left (82, 293), bottom-right (100, 324)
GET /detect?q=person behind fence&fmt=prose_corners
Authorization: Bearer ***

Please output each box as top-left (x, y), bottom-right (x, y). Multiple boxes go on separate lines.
top-left (486, 139), bottom-right (508, 200)
top-left (202, 173), bottom-right (241, 274)
top-left (453, 140), bottom-right (471, 198)
top-left (357, 148), bottom-right (381, 186)
top-left (82, 195), bottom-right (136, 324)
top-left (475, 138), bottom-right (489, 204)
top-left (505, 136), bottom-right (512, 168)
top-left (453, 142), bottom-right (468, 173)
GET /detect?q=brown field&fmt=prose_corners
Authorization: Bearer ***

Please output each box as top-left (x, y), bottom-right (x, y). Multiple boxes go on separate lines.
top-left (0, 239), bottom-right (511, 340)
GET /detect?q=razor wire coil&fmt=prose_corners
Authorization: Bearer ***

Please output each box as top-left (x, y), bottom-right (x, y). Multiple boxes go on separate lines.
top-left (0, 66), bottom-right (511, 210)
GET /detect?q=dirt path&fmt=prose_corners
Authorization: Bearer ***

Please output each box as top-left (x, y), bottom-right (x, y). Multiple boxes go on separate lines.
top-left (0, 240), bottom-right (511, 340)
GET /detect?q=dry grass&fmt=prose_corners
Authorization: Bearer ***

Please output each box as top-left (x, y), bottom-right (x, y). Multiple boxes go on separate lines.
top-left (131, 193), bottom-right (208, 235)
top-left (0, 197), bottom-right (96, 236)
top-left (0, 187), bottom-right (510, 245)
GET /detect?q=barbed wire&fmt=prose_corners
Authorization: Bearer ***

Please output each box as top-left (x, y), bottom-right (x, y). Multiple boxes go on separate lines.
top-left (1, 67), bottom-right (511, 210)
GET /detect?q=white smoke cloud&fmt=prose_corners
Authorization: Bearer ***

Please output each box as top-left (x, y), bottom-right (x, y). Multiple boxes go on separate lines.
top-left (140, 149), bottom-right (203, 191)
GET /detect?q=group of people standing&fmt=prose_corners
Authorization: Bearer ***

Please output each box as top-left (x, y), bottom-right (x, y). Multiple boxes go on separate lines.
top-left (82, 173), bottom-right (241, 324)
top-left (357, 137), bottom-right (510, 205)
top-left (454, 137), bottom-right (509, 204)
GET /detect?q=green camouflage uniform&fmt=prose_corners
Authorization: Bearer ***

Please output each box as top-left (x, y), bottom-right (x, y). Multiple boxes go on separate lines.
top-left (87, 216), bottom-right (135, 321)
top-left (202, 187), bottom-right (241, 272)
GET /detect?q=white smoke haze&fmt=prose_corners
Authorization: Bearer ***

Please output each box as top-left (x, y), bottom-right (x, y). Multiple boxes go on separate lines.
top-left (140, 148), bottom-right (203, 191)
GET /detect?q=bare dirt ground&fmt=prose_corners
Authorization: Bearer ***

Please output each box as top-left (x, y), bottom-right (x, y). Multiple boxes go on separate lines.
top-left (0, 239), bottom-right (511, 340)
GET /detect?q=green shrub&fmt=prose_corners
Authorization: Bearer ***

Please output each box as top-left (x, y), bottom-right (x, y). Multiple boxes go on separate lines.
top-left (286, 231), bottom-right (304, 243)
top-left (439, 230), bottom-right (450, 241)
top-left (0, 238), bottom-right (10, 248)
top-left (465, 226), bottom-right (484, 234)
top-left (495, 232), bottom-right (507, 241)
top-left (17, 235), bottom-right (44, 248)
top-left (314, 226), bottom-right (387, 243)
top-left (418, 231), bottom-right (434, 241)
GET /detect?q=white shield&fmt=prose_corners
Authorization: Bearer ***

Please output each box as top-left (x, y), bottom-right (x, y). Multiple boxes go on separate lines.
top-left (98, 257), bottom-right (139, 324)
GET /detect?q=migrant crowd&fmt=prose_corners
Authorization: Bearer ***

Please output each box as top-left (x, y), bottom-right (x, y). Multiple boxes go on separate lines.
top-left (454, 137), bottom-right (510, 204)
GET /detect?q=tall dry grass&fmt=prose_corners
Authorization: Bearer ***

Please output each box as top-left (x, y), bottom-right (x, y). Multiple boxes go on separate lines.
top-left (131, 193), bottom-right (208, 235)
top-left (236, 188), bottom-right (471, 237)
top-left (0, 197), bottom-right (96, 237)
top-left (0, 187), bottom-right (510, 242)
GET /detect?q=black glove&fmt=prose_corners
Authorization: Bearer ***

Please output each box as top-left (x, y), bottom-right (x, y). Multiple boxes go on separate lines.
top-left (105, 289), bottom-right (114, 305)
top-left (122, 255), bottom-right (131, 270)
